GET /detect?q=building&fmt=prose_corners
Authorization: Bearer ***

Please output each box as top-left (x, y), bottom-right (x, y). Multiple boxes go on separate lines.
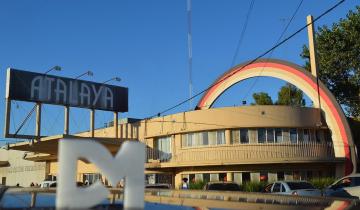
top-left (0, 59), bottom-right (357, 188)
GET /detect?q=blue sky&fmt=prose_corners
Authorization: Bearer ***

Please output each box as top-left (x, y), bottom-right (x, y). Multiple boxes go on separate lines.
top-left (0, 0), bottom-right (358, 142)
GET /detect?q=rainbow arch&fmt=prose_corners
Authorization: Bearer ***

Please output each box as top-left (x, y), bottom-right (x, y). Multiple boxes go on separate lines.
top-left (196, 59), bottom-right (356, 175)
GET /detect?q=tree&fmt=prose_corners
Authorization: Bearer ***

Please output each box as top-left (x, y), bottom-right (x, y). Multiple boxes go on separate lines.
top-left (276, 83), bottom-right (304, 106)
top-left (252, 92), bottom-right (273, 105)
top-left (301, 6), bottom-right (360, 117)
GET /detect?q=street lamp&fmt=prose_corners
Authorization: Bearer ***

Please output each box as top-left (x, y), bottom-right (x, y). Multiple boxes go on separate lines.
top-left (75, 70), bottom-right (94, 79)
top-left (44, 65), bottom-right (62, 75)
top-left (102, 77), bottom-right (121, 84)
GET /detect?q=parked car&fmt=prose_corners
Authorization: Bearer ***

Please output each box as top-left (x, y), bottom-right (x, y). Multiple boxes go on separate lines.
top-left (323, 174), bottom-right (360, 199)
top-left (203, 182), bottom-right (241, 191)
top-left (263, 181), bottom-right (321, 196)
top-left (40, 181), bottom-right (57, 188)
top-left (145, 183), bottom-right (171, 189)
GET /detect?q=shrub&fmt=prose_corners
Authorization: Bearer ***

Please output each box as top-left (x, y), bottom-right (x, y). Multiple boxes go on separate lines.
top-left (189, 180), bottom-right (206, 190)
top-left (309, 177), bottom-right (336, 190)
top-left (241, 181), bottom-right (268, 192)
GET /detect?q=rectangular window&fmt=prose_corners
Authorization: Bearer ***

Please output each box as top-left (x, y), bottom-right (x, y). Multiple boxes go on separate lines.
top-left (202, 132), bottom-right (209, 145)
top-left (242, 172), bottom-right (251, 183)
top-left (231, 130), bottom-right (240, 144)
top-left (277, 172), bottom-right (284, 181)
top-left (275, 128), bottom-right (282, 143)
top-left (298, 129), bottom-right (304, 143)
top-left (195, 174), bottom-right (203, 182)
top-left (258, 128), bottom-right (266, 143)
top-left (290, 129), bottom-right (297, 144)
top-left (217, 130), bottom-right (225, 145)
top-left (240, 129), bottom-right (249, 144)
top-left (219, 173), bottom-right (227, 181)
top-left (316, 130), bottom-right (321, 142)
top-left (156, 136), bottom-right (172, 162)
top-left (210, 173), bottom-right (219, 181)
top-left (203, 173), bottom-right (210, 183)
top-left (208, 131), bottom-right (217, 145)
top-left (267, 128), bottom-right (274, 143)
top-left (303, 129), bottom-right (310, 142)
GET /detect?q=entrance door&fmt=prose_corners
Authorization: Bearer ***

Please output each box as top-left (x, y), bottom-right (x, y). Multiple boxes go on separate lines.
top-left (1, 177), bottom-right (6, 185)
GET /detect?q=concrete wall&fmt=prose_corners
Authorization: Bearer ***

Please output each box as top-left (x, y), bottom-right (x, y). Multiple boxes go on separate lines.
top-left (0, 149), bottom-right (47, 187)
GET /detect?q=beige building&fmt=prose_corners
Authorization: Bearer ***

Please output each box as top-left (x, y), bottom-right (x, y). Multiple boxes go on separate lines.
top-left (0, 59), bottom-right (357, 188)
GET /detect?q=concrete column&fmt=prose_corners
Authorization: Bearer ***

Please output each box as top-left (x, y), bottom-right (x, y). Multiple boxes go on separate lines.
top-left (90, 109), bottom-right (95, 137)
top-left (307, 15), bottom-right (319, 78)
top-left (225, 129), bottom-right (231, 145)
top-left (174, 173), bottom-right (183, 189)
top-left (113, 112), bottom-right (118, 138)
top-left (35, 102), bottom-right (41, 140)
top-left (64, 106), bottom-right (70, 135)
top-left (226, 172), bottom-right (233, 181)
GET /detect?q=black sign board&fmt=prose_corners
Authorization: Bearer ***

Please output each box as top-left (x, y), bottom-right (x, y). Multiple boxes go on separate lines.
top-left (6, 68), bottom-right (128, 112)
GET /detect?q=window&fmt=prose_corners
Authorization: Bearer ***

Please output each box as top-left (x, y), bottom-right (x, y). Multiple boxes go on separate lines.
top-left (231, 130), bottom-right (240, 144)
top-left (240, 129), bottom-right (249, 144)
top-left (290, 129), bottom-right (297, 143)
top-left (267, 128), bottom-right (274, 143)
top-left (182, 130), bottom-right (225, 148)
top-left (298, 129), bottom-right (304, 143)
top-left (303, 129), bottom-right (310, 142)
top-left (260, 172), bottom-right (268, 182)
top-left (217, 130), bottom-right (225, 145)
top-left (273, 183), bottom-right (281, 192)
top-left (83, 173), bottom-right (102, 185)
top-left (219, 173), bottom-right (227, 181)
top-left (281, 184), bottom-right (286, 192)
top-left (202, 132), bottom-right (209, 145)
top-left (203, 174), bottom-right (210, 183)
top-left (316, 130), bottom-right (321, 142)
top-left (275, 128), bottom-right (282, 143)
top-left (210, 173), bottom-right (219, 181)
top-left (277, 172), bottom-right (284, 181)
top-left (156, 136), bottom-right (172, 161)
top-left (258, 128), bottom-right (266, 143)
top-left (242, 172), bottom-right (250, 183)
top-left (208, 131), bottom-right (217, 145)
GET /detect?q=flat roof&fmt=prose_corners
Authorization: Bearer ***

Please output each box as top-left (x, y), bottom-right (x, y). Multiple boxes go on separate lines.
top-left (8, 134), bottom-right (131, 155)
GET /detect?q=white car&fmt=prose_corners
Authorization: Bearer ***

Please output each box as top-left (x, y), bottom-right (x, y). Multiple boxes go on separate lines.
top-left (40, 181), bottom-right (56, 188)
top-left (263, 181), bottom-right (321, 196)
top-left (323, 174), bottom-right (360, 199)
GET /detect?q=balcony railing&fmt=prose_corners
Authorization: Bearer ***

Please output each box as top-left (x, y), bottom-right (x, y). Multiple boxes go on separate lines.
top-left (146, 142), bottom-right (336, 167)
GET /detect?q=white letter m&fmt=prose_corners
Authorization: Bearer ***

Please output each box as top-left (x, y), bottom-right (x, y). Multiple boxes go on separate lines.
top-left (56, 139), bottom-right (145, 209)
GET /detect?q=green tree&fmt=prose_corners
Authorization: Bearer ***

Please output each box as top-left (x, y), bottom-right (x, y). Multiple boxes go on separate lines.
top-left (252, 92), bottom-right (273, 105)
top-left (276, 83), bottom-right (304, 106)
top-left (301, 6), bottom-right (360, 117)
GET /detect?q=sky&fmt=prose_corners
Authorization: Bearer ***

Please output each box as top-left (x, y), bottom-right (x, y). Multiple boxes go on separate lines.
top-left (0, 0), bottom-right (358, 143)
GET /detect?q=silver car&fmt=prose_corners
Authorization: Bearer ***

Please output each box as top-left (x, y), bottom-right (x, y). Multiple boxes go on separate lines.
top-left (323, 174), bottom-right (360, 199)
top-left (264, 181), bottom-right (321, 196)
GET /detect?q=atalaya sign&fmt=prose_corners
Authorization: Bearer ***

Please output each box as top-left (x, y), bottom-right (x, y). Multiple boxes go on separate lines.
top-left (56, 139), bottom-right (145, 209)
top-left (6, 68), bottom-right (128, 112)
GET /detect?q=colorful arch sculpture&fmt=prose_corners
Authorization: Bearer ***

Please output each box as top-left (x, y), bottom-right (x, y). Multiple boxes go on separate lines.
top-left (196, 59), bottom-right (356, 175)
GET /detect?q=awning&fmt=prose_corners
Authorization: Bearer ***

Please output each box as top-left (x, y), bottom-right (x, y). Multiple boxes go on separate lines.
top-left (8, 134), bottom-right (131, 156)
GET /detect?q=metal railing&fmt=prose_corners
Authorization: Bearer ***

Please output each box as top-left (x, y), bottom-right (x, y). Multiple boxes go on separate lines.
top-left (146, 142), bottom-right (335, 166)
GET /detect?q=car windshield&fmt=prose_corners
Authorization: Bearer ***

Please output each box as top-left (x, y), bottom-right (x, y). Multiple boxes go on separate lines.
top-left (287, 182), bottom-right (315, 190)
top-left (208, 183), bottom-right (240, 191)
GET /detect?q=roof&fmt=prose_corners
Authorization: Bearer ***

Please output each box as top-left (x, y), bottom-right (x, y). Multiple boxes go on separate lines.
top-left (7, 134), bottom-right (133, 155)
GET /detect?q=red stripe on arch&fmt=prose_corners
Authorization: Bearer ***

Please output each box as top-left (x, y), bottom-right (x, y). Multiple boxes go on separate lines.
top-left (198, 62), bottom-right (352, 174)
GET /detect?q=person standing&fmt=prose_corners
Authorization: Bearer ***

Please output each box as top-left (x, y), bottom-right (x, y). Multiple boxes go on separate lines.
top-left (182, 178), bottom-right (189, 189)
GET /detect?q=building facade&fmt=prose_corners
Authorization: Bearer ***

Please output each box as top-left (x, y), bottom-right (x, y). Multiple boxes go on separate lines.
top-left (0, 59), bottom-right (357, 188)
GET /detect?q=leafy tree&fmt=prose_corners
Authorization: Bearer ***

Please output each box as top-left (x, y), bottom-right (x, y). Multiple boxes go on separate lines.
top-left (301, 6), bottom-right (360, 117)
top-left (276, 83), bottom-right (304, 106)
top-left (252, 92), bottom-right (273, 105)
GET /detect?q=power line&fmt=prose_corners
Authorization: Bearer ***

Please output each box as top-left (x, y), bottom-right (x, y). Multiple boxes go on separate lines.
top-left (241, 0), bottom-right (304, 101)
top-left (147, 0), bottom-right (345, 119)
top-left (230, 0), bottom-right (256, 68)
